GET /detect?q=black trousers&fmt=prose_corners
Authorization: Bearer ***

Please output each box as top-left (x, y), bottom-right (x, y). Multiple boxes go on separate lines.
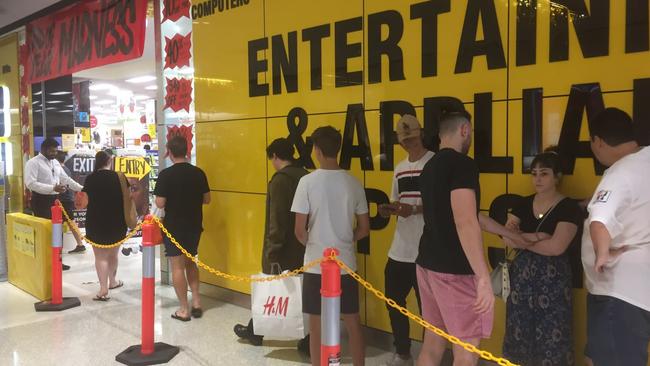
top-left (385, 258), bottom-right (421, 355)
top-left (31, 192), bottom-right (58, 219)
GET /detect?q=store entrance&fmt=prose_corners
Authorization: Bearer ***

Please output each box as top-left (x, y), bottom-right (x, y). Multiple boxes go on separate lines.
top-left (30, 15), bottom-right (159, 257)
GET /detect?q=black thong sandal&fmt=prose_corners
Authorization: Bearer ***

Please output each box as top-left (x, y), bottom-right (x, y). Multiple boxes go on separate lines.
top-left (93, 294), bottom-right (110, 302)
top-left (109, 280), bottom-right (124, 290)
top-left (171, 311), bottom-right (191, 322)
top-left (191, 307), bottom-right (203, 318)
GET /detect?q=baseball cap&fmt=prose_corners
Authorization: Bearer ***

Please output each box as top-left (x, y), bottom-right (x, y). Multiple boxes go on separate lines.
top-left (396, 114), bottom-right (422, 143)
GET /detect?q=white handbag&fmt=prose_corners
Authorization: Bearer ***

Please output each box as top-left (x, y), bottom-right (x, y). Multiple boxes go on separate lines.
top-left (251, 271), bottom-right (309, 340)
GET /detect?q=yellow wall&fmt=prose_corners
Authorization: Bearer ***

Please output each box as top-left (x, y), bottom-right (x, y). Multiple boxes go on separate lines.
top-left (0, 34), bottom-right (26, 212)
top-left (191, 0), bottom-right (650, 362)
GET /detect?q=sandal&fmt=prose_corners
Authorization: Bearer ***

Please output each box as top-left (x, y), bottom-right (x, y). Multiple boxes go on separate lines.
top-left (93, 294), bottom-right (110, 301)
top-left (171, 311), bottom-right (191, 322)
top-left (191, 307), bottom-right (203, 318)
top-left (109, 280), bottom-right (124, 290)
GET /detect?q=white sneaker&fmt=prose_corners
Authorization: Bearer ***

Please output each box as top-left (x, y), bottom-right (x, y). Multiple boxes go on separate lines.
top-left (381, 353), bottom-right (414, 366)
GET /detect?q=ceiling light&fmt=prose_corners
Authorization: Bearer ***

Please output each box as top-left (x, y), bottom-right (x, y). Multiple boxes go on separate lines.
top-left (134, 95), bottom-right (150, 100)
top-left (108, 89), bottom-right (131, 97)
top-left (89, 83), bottom-right (115, 91)
top-left (46, 100), bottom-right (64, 104)
top-left (144, 85), bottom-right (157, 90)
top-left (49, 91), bottom-right (72, 95)
top-left (125, 75), bottom-right (157, 83)
top-left (45, 107), bottom-right (57, 110)
top-left (94, 100), bottom-right (114, 105)
top-left (89, 95), bottom-right (98, 100)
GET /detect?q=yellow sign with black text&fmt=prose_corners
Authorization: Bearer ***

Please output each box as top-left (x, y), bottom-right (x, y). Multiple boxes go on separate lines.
top-left (191, 1), bottom-right (650, 363)
top-left (114, 157), bottom-right (151, 180)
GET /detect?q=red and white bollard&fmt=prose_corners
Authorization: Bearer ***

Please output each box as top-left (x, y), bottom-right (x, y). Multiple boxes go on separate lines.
top-left (34, 201), bottom-right (80, 311)
top-left (116, 215), bottom-right (179, 365)
top-left (321, 248), bottom-right (342, 366)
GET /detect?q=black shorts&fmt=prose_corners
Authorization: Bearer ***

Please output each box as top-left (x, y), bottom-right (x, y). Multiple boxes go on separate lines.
top-left (585, 294), bottom-right (650, 366)
top-left (302, 272), bottom-right (359, 315)
top-left (163, 230), bottom-right (201, 257)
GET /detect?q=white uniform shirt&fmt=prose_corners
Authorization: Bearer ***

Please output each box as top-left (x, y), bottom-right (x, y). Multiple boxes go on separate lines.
top-left (388, 151), bottom-right (434, 262)
top-left (291, 169), bottom-right (368, 274)
top-left (582, 146), bottom-right (650, 311)
top-left (24, 154), bottom-right (83, 195)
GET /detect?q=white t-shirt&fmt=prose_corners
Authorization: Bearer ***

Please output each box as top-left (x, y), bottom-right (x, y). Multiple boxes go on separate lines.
top-left (582, 146), bottom-right (650, 311)
top-left (388, 151), bottom-right (434, 262)
top-left (291, 169), bottom-right (368, 274)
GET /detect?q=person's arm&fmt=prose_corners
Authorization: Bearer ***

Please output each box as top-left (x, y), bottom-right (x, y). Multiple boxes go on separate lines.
top-left (265, 176), bottom-right (293, 262)
top-left (527, 222), bottom-right (578, 256)
top-left (294, 213), bottom-right (308, 246)
top-left (203, 192), bottom-right (211, 204)
top-left (591, 221), bottom-right (613, 272)
top-left (58, 166), bottom-right (83, 191)
top-left (479, 213), bottom-right (532, 248)
top-left (200, 170), bottom-right (211, 205)
top-left (450, 188), bottom-right (493, 313)
top-left (353, 213), bottom-right (370, 241)
top-left (24, 160), bottom-right (57, 194)
top-left (290, 178), bottom-right (310, 246)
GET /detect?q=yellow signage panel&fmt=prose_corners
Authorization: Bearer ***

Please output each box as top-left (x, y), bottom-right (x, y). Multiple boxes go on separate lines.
top-left (114, 157), bottom-right (151, 180)
top-left (13, 222), bottom-right (35, 258)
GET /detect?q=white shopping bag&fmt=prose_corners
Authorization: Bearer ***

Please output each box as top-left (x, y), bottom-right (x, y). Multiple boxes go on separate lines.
top-left (251, 273), bottom-right (308, 340)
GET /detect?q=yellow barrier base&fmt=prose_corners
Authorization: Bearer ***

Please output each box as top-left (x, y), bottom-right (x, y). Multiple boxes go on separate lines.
top-left (6, 213), bottom-right (52, 301)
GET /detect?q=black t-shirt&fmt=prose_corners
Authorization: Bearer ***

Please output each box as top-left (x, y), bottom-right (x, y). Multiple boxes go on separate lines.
top-left (154, 163), bottom-right (210, 233)
top-left (416, 148), bottom-right (480, 275)
top-left (510, 195), bottom-right (583, 248)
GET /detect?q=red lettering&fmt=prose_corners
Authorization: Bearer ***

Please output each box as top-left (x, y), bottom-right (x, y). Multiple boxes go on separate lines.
top-left (263, 296), bottom-right (275, 316)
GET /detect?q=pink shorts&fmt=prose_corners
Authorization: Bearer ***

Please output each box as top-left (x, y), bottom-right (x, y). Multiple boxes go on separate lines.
top-left (416, 265), bottom-right (493, 340)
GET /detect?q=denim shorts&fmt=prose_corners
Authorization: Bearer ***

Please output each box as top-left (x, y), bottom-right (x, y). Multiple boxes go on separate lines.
top-left (585, 294), bottom-right (650, 366)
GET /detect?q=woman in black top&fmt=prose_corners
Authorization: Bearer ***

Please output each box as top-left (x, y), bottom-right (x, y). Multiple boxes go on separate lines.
top-left (83, 151), bottom-right (128, 300)
top-left (502, 150), bottom-right (583, 366)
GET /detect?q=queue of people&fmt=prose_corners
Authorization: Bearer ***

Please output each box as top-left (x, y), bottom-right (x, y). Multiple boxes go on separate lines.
top-left (229, 108), bottom-right (649, 366)
top-left (22, 107), bottom-right (649, 366)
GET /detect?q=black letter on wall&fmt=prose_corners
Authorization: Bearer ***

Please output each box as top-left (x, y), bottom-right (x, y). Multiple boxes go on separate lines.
top-left (522, 88), bottom-right (543, 172)
top-left (302, 24), bottom-right (331, 91)
top-left (516, 0), bottom-right (537, 66)
top-left (340, 104), bottom-right (374, 170)
top-left (248, 38), bottom-right (269, 97)
top-left (633, 78), bottom-right (650, 146)
top-left (455, 0), bottom-right (507, 73)
top-left (286, 107), bottom-right (315, 169)
top-left (474, 93), bottom-right (513, 173)
top-left (626, 0), bottom-right (650, 53)
top-left (335, 17), bottom-right (363, 87)
top-left (272, 32), bottom-right (298, 94)
top-left (557, 83), bottom-right (606, 175)
top-left (549, 0), bottom-right (610, 62)
top-left (360, 188), bottom-right (391, 255)
top-left (368, 10), bottom-right (405, 83)
top-left (410, 0), bottom-right (451, 78)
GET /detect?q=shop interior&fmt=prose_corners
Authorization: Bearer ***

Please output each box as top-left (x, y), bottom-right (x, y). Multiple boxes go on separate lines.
top-left (29, 16), bottom-right (159, 252)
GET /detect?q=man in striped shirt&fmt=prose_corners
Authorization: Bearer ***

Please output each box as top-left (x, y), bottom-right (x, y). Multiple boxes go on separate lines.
top-left (379, 115), bottom-right (434, 366)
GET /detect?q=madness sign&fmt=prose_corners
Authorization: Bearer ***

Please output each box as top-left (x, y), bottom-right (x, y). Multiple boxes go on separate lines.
top-left (164, 77), bottom-right (193, 112)
top-left (164, 33), bottom-right (192, 69)
top-left (162, 0), bottom-right (191, 22)
top-left (25, 0), bottom-right (148, 84)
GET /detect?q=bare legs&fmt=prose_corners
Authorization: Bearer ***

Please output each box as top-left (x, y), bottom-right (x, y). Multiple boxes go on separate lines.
top-left (92, 246), bottom-right (120, 297)
top-left (170, 256), bottom-right (201, 317)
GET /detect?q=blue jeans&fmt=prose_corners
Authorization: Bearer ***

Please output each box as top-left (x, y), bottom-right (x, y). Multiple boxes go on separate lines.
top-left (585, 294), bottom-right (650, 366)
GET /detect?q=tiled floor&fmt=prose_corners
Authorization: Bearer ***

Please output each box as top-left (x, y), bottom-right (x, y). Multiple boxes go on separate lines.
top-left (0, 239), bottom-right (396, 366)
